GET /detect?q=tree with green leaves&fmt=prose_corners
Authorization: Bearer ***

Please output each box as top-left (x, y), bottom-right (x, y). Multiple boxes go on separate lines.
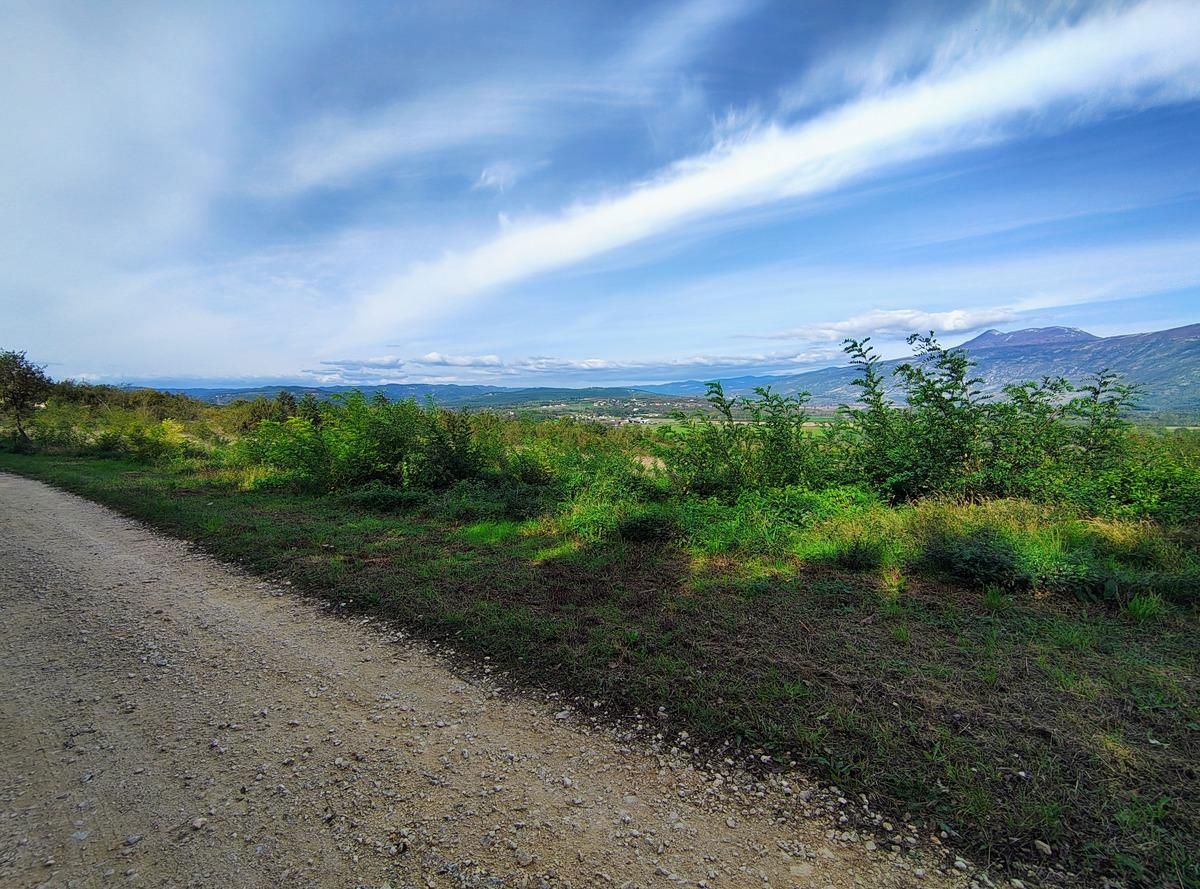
top-left (1071, 368), bottom-right (1141, 462)
top-left (892, 332), bottom-right (988, 498)
top-left (835, 337), bottom-right (902, 494)
top-left (274, 388), bottom-right (298, 420)
top-left (741, 385), bottom-right (814, 488)
top-left (0, 350), bottom-right (51, 447)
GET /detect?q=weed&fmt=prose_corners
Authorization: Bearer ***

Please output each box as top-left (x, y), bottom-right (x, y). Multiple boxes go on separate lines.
top-left (982, 586), bottom-right (1012, 613)
top-left (1124, 592), bottom-right (1167, 622)
top-left (616, 507), bottom-right (679, 542)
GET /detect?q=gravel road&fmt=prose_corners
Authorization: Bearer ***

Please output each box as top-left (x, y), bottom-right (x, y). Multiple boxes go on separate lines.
top-left (0, 473), bottom-right (969, 889)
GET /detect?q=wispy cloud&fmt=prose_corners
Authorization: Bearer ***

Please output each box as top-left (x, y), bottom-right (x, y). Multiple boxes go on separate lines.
top-left (474, 162), bottom-right (523, 193)
top-left (7, 2), bottom-right (1198, 388)
top-left (760, 307), bottom-right (1021, 341)
top-left (256, 84), bottom-right (544, 196)
top-left (258, 0), bottom-right (757, 196)
top-left (316, 346), bottom-right (844, 386)
top-left (343, 0), bottom-right (1200, 343)
top-left (701, 235), bottom-right (1200, 342)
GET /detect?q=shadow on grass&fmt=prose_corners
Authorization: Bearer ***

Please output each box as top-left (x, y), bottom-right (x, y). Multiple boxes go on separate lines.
top-left (2, 452), bottom-right (1197, 888)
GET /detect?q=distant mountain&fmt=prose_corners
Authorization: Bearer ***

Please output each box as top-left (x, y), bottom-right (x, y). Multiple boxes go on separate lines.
top-left (643, 323), bottom-right (1200, 416)
top-left (170, 383), bottom-right (494, 405)
top-left (171, 382), bottom-right (674, 409)
top-left (957, 326), bottom-right (1099, 349)
top-left (168, 323), bottom-right (1200, 418)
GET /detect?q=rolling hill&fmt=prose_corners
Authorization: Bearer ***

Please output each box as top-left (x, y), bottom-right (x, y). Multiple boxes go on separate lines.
top-left (642, 323), bottom-right (1200, 416)
top-left (168, 323), bottom-right (1200, 418)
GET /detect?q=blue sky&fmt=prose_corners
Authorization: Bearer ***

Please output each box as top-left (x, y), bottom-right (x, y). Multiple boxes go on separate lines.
top-left (3, 0), bottom-right (1199, 388)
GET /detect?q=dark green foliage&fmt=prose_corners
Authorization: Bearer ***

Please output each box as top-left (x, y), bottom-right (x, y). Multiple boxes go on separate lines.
top-left (831, 534), bottom-right (886, 571)
top-left (413, 407), bottom-right (485, 488)
top-left (49, 380), bottom-right (207, 420)
top-left (891, 332), bottom-right (988, 498)
top-left (0, 349), bottom-right (52, 447)
top-left (979, 376), bottom-right (1075, 496)
top-left (658, 382), bottom-right (817, 497)
top-left (924, 527), bottom-right (1032, 590)
top-left (834, 337), bottom-right (903, 493)
top-left (297, 392), bottom-right (322, 425)
top-left (336, 481), bottom-right (429, 513)
top-left (1074, 368), bottom-right (1142, 463)
top-left (433, 477), bottom-right (548, 521)
top-left (1038, 559), bottom-right (1116, 603)
top-left (658, 381), bottom-right (751, 496)
top-left (616, 506), bottom-right (679, 542)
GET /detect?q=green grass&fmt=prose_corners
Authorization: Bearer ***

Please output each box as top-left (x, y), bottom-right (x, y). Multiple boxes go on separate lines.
top-left (2, 452), bottom-right (1198, 888)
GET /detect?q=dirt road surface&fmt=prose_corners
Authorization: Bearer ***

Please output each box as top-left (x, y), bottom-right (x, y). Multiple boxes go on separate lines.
top-left (0, 474), bottom-right (969, 889)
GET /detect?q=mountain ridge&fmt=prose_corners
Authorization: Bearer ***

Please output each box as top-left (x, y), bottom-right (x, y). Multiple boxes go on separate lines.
top-left (640, 323), bottom-right (1200, 413)
top-left (163, 323), bottom-right (1200, 416)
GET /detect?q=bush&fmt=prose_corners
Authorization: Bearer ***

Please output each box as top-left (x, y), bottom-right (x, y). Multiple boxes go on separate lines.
top-left (924, 527), bottom-right (1032, 590)
top-left (658, 382), bottom-right (817, 498)
top-left (1037, 560), bottom-right (1117, 603)
top-left (831, 534), bottom-right (886, 571)
top-left (616, 507), bottom-right (679, 542)
top-left (337, 481), bottom-right (429, 513)
top-left (432, 477), bottom-right (550, 522)
top-left (124, 418), bottom-right (189, 463)
top-left (1124, 592), bottom-right (1167, 622)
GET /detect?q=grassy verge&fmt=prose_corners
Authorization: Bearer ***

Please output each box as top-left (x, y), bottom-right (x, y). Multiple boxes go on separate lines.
top-left (3, 452), bottom-right (1197, 887)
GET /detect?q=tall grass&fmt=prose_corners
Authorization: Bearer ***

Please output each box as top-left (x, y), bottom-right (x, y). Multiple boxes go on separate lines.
top-left (7, 335), bottom-right (1200, 610)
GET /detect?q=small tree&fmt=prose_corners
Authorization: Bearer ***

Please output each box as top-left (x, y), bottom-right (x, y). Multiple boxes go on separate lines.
top-left (741, 385), bottom-right (814, 488)
top-left (658, 381), bottom-right (752, 496)
top-left (0, 350), bottom-right (51, 446)
top-left (274, 388), bottom-right (298, 420)
top-left (835, 337), bottom-right (902, 495)
top-left (1070, 368), bottom-right (1141, 463)
top-left (297, 392), bottom-right (323, 426)
top-left (892, 333), bottom-right (987, 498)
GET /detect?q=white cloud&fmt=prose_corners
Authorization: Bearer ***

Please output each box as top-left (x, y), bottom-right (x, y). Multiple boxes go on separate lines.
top-left (316, 346), bottom-right (844, 386)
top-left (258, 87), bottom-right (535, 196)
top-left (765, 307), bottom-right (1021, 341)
top-left (475, 162), bottom-right (523, 192)
top-left (259, 0), bottom-right (758, 196)
top-left (700, 235), bottom-right (1200, 343)
top-left (417, 352), bottom-right (504, 367)
top-left (342, 0), bottom-right (1200, 344)
top-left (0, 4), bottom-right (258, 286)
top-left (620, 0), bottom-right (761, 75)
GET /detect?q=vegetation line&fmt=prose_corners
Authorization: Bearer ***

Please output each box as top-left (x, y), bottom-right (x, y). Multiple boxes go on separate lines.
top-left (2, 337), bottom-right (1197, 888)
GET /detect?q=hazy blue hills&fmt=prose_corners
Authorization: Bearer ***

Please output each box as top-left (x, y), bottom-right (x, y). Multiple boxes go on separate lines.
top-left (956, 326), bottom-right (1099, 349)
top-left (167, 323), bottom-right (1199, 417)
top-left (642, 323), bottom-right (1200, 415)
top-left (171, 384), bottom-right (654, 408)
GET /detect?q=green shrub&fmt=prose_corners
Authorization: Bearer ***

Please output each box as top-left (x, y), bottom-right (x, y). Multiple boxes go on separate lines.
top-left (658, 382), bottom-right (817, 497)
top-left (925, 527), bottom-right (1032, 590)
top-left (337, 481), bottom-right (429, 513)
top-left (1037, 560), bottom-right (1117, 603)
top-left (616, 507), bottom-right (679, 543)
top-left (1124, 592), bottom-right (1167, 622)
top-left (832, 534), bottom-right (886, 571)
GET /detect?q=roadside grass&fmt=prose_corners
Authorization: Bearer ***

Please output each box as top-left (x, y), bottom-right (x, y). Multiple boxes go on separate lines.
top-left (2, 452), bottom-right (1197, 887)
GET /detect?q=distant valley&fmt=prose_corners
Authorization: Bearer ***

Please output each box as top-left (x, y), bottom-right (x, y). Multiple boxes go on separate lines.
top-left (643, 323), bottom-right (1200, 416)
top-left (170, 323), bottom-right (1200, 420)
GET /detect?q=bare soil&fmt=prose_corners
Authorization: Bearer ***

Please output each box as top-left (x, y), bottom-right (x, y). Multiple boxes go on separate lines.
top-left (0, 473), bottom-right (967, 888)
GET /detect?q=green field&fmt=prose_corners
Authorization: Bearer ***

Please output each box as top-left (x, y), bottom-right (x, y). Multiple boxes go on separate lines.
top-left (3, 337), bottom-right (1199, 887)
